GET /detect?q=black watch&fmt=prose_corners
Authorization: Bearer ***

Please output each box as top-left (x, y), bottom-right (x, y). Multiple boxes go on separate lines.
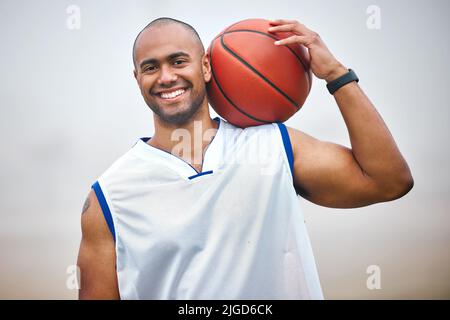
top-left (326, 69), bottom-right (359, 95)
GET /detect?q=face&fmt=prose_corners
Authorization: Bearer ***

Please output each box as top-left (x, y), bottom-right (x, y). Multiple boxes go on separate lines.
top-left (133, 24), bottom-right (211, 126)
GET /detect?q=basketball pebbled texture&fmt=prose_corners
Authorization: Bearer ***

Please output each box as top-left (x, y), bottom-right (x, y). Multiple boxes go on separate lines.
top-left (206, 18), bottom-right (313, 128)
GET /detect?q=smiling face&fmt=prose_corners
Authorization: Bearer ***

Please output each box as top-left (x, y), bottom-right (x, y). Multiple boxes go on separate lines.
top-left (133, 23), bottom-right (211, 126)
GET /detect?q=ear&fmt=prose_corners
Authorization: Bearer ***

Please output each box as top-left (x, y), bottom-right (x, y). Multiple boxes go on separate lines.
top-left (133, 69), bottom-right (140, 85)
top-left (202, 53), bottom-right (212, 83)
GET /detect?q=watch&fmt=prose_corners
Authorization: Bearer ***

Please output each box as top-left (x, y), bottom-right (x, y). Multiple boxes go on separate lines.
top-left (326, 69), bottom-right (359, 95)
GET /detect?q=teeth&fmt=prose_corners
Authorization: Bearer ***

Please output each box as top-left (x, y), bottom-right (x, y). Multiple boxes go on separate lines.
top-left (160, 89), bottom-right (186, 99)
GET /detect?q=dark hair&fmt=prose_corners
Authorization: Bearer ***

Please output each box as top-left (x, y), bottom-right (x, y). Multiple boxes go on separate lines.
top-left (132, 17), bottom-right (205, 69)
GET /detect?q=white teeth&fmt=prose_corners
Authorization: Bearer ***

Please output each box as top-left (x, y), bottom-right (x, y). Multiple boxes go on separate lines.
top-left (160, 89), bottom-right (186, 99)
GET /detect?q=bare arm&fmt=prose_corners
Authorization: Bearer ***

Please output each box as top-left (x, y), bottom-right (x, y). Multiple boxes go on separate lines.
top-left (77, 189), bottom-right (120, 299)
top-left (269, 19), bottom-right (413, 208)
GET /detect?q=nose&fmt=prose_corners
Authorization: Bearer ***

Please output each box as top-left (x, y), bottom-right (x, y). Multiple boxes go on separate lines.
top-left (157, 64), bottom-right (178, 85)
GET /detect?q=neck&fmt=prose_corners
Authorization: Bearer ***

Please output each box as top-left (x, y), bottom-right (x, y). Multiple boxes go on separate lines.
top-left (148, 106), bottom-right (219, 170)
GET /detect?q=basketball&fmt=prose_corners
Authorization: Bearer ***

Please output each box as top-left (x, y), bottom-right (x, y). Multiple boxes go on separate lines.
top-left (206, 18), bottom-right (312, 128)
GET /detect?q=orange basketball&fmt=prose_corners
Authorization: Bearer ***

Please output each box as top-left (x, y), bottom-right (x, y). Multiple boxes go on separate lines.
top-left (206, 18), bottom-right (312, 128)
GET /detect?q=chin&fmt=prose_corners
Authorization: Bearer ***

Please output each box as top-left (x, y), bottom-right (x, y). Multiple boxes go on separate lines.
top-left (159, 108), bottom-right (200, 125)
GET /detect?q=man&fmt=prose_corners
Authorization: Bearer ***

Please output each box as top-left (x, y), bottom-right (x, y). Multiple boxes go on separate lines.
top-left (77, 17), bottom-right (413, 299)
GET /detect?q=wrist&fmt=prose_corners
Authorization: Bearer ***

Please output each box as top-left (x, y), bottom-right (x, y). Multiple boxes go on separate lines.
top-left (325, 64), bottom-right (348, 83)
top-left (326, 68), bottom-right (359, 95)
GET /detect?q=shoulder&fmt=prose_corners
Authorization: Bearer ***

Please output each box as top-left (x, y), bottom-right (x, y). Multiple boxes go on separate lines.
top-left (80, 189), bottom-right (114, 244)
top-left (285, 126), bottom-right (320, 158)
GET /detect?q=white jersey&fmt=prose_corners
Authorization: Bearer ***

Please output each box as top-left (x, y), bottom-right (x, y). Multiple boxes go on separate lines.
top-left (92, 117), bottom-right (323, 299)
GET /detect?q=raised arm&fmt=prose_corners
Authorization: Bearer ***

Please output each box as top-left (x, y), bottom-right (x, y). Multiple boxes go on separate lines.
top-left (269, 19), bottom-right (413, 208)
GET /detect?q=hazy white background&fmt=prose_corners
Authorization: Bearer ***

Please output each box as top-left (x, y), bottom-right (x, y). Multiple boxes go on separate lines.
top-left (0, 0), bottom-right (448, 299)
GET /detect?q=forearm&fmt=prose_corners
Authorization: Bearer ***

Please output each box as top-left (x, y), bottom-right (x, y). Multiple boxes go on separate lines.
top-left (328, 66), bottom-right (413, 192)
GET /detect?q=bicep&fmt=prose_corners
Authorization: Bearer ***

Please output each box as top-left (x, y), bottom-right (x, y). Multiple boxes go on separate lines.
top-left (287, 127), bottom-right (383, 208)
top-left (77, 189), bottom-right (120, 299)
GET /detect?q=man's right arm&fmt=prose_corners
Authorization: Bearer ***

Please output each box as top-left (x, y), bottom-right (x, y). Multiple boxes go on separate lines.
top-left (77, 189), bottom-right (120, 299)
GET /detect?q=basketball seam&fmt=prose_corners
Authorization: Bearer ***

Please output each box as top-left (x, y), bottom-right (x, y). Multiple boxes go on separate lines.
top-left (209, 27), bottom-right (312, 91)
top-left (209, 37), bottom-right (272, 125)
top-left (220, 31), bottom-right (304, 111)
top-left (222, 29), bottom-right (311, 90)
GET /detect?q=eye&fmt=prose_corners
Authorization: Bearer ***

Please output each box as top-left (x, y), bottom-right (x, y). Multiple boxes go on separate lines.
top-left (174, 60), bottom-right (185, 66)
top-left (144, 65), bottom-right (157, 72)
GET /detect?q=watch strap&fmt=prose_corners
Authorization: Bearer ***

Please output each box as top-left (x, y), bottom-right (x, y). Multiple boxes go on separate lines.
top-left (326, 69), bottom-right (359, 95)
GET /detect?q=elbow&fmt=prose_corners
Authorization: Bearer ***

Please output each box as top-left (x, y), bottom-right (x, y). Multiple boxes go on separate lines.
top-left (395, 175), bottom-right (414, 199)
top-left (384, 171), bottom-right (414, 201)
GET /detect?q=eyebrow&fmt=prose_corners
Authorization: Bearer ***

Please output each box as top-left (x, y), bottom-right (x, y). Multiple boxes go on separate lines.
top-left (139, 51), bottom-right (191, 70)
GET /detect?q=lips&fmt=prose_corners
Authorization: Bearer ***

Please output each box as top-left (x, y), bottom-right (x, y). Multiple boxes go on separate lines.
top-left (153, 87), bottom-right (188, 102)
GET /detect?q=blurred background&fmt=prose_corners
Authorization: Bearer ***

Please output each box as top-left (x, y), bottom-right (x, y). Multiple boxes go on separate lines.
top-left (0, 0), bottom-right (449, 299)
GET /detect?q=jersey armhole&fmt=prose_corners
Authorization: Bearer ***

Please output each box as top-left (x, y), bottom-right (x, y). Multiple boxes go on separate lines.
top-left (275, 123), bottom-right (294, 179)
top-left (91, 181), bottom-right (116, 242)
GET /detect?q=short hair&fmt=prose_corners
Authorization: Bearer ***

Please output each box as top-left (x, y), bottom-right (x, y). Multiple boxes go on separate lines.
top-left (132, 17), bottom-right (205, 69)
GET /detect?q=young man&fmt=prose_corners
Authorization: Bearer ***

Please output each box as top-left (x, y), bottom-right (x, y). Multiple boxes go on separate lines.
top-left (77, 17), bottom-right (413, 299)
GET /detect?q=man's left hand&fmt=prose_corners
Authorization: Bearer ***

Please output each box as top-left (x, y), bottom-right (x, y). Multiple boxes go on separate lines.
top-left (268, 19), bottom-right (347, 82)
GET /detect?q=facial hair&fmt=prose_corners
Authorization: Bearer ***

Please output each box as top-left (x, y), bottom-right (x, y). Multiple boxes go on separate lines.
top-left (147, 83), bottom-right (207, 126)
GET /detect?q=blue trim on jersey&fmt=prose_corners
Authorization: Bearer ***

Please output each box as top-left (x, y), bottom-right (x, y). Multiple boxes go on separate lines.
top-left (277, 123), bottom-right (294, 177)
top-left (188, 170), bottom-right (214, 180)
top-left (92, 181), bottom-right (116, 242)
